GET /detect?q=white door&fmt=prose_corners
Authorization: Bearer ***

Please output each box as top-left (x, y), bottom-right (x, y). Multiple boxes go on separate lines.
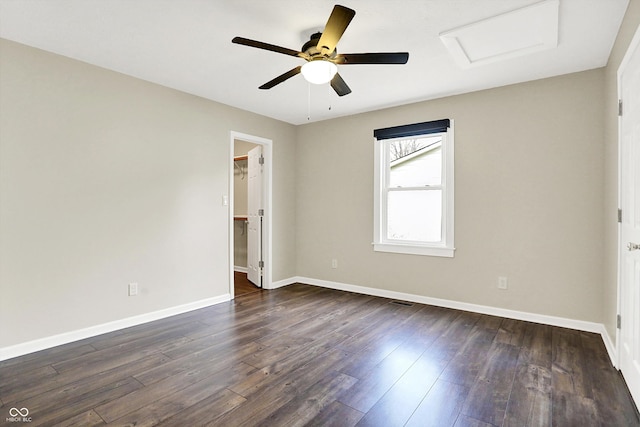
top-left (619, 28), bottom-right (640, 407)
top-left (247, 145), bottom-right (263, 286)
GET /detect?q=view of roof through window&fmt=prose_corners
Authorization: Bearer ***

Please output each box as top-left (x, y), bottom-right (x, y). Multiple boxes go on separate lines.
top-left (389, 136), bottom-right (442, 162)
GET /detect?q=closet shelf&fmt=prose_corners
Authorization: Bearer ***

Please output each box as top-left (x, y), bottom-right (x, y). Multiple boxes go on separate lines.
top-left (233, 155), bottom-right (248, 161)
top-left (234, 215), bottom-right (248, 221)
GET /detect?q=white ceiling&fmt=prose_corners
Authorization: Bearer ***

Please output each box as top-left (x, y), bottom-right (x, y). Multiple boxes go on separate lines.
top-left (0, 0), bottom-right (629, 125)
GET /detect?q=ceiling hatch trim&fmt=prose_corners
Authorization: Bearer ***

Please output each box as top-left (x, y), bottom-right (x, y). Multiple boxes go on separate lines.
top-left (439, 0), bottom-right (559, 68)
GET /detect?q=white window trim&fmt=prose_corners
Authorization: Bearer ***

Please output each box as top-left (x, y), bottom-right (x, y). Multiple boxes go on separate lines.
top-left (373, 122), bottom-right (455, 257)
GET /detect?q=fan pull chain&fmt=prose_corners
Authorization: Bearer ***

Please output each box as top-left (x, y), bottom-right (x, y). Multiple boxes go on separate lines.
top-left (307, 83), bottom-right (311, 121)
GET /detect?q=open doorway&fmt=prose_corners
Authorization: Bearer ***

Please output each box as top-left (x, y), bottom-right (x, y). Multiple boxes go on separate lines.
top-left (229, 132), bottom-right (272, 298)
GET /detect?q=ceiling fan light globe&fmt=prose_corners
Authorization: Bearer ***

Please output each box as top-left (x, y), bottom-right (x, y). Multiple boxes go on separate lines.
top-left (301, 60), bottom-right (338, 84)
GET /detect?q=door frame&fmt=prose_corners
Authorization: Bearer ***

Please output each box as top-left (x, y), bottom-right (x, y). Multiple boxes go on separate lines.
top-left (616, 25), bottom-right (640, 369)
top-left (229, 131), bottom-right (273, 298)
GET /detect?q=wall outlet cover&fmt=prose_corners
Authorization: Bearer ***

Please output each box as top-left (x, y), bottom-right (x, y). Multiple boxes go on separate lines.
top-left (129, 282), bottom-right (139, 296)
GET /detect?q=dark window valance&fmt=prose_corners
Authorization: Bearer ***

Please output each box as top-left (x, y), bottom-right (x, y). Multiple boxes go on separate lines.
top-left (374, 119), bottom-right (450, 140)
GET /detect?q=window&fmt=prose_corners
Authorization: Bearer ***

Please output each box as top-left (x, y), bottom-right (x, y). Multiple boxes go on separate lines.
top-left (373, 119), bottom-right (454, 257)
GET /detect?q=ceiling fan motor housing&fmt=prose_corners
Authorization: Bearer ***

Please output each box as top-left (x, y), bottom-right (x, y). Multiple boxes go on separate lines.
top-left (302, 32), bottom-right (337, 59)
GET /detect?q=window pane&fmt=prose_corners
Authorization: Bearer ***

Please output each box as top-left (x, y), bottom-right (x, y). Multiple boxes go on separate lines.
top-left (389, 137), bottom-right (442, 187)
top-left (387, 190), bottom-right (442, 242)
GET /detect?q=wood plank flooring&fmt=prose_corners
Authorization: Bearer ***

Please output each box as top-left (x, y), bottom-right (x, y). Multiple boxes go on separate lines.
top-left (1, 283), bottom-right (638, 426)
top-left (234, 271), bottom-right (261, 297)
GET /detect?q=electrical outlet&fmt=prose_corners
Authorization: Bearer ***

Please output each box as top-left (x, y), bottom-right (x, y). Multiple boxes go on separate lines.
top-left (498, 277), bottom-right (508, 290)
top-left (128, 282), bottom-right (138, 296)
top-left (331, 259), bottom-right (338, 269)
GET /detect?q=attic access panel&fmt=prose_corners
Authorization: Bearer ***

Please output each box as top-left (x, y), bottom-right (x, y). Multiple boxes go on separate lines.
top-left (439, 0), bottom-right (559, 68)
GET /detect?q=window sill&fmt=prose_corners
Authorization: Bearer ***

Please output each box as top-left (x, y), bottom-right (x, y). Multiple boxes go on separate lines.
top-left (373, 242), bottom-right (455, 258)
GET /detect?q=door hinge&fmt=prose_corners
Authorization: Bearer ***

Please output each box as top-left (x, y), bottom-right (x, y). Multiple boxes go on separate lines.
top-left (618, 209), bottom-right (622, 223)
top-left (619, 99), bottom-right (623, 116)
top-left (617, 314), bottom-right (621, 329)
top-left (258, 155), bottom-right (264, 165)
top-left (258, 260), bottom-right (264, 268)
top-left (258, 209), bottom-right (264, 216)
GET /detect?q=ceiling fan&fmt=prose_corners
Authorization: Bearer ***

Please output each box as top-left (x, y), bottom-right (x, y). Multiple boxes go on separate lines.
top-left (232, 4), bottom-right (409, 96)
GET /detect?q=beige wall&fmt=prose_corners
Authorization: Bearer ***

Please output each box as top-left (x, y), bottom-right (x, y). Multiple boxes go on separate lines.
top-left (0, 39), bottom-right (296, 347)
top-left (296, 69), bottom-right (605, 323)
top-left (603, 0), bottom-right (640, 345)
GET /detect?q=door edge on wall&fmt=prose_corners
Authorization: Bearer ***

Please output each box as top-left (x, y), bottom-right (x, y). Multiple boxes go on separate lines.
top-left (615, 24), bottom-right (640, 408)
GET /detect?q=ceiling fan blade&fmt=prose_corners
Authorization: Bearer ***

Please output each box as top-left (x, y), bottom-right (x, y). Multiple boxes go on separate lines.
top-left (232, 37), bottom-right (305, 58)
top-left (259, 66), bottom-right (302, 90)
top-left (317, 5), bottom-right (356, 56)
top-left (330, 73), bottom-right (352, 97)
top-left (335, 52), bottom-right (409, 65)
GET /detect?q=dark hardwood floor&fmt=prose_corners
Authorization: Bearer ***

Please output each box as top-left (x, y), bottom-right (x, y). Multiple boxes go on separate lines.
top-left (234, 271), bottom-right (261, 297)
top-left (1, 283), bottom-right (638, 426)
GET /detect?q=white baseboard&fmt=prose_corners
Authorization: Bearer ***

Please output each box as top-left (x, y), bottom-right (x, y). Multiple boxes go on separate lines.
top-left (234, 266), bottom-right (248, 273)
top-left (270, 277), bottom-right (298, 289)
top-left (0, 294), bottom-right (231, 362)
top-left (600, 325), bottom-right (618, 368)
top-left (292, 276), bottom-right (618, 367)
top-left (2, 276), bottom-right (619, 369)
